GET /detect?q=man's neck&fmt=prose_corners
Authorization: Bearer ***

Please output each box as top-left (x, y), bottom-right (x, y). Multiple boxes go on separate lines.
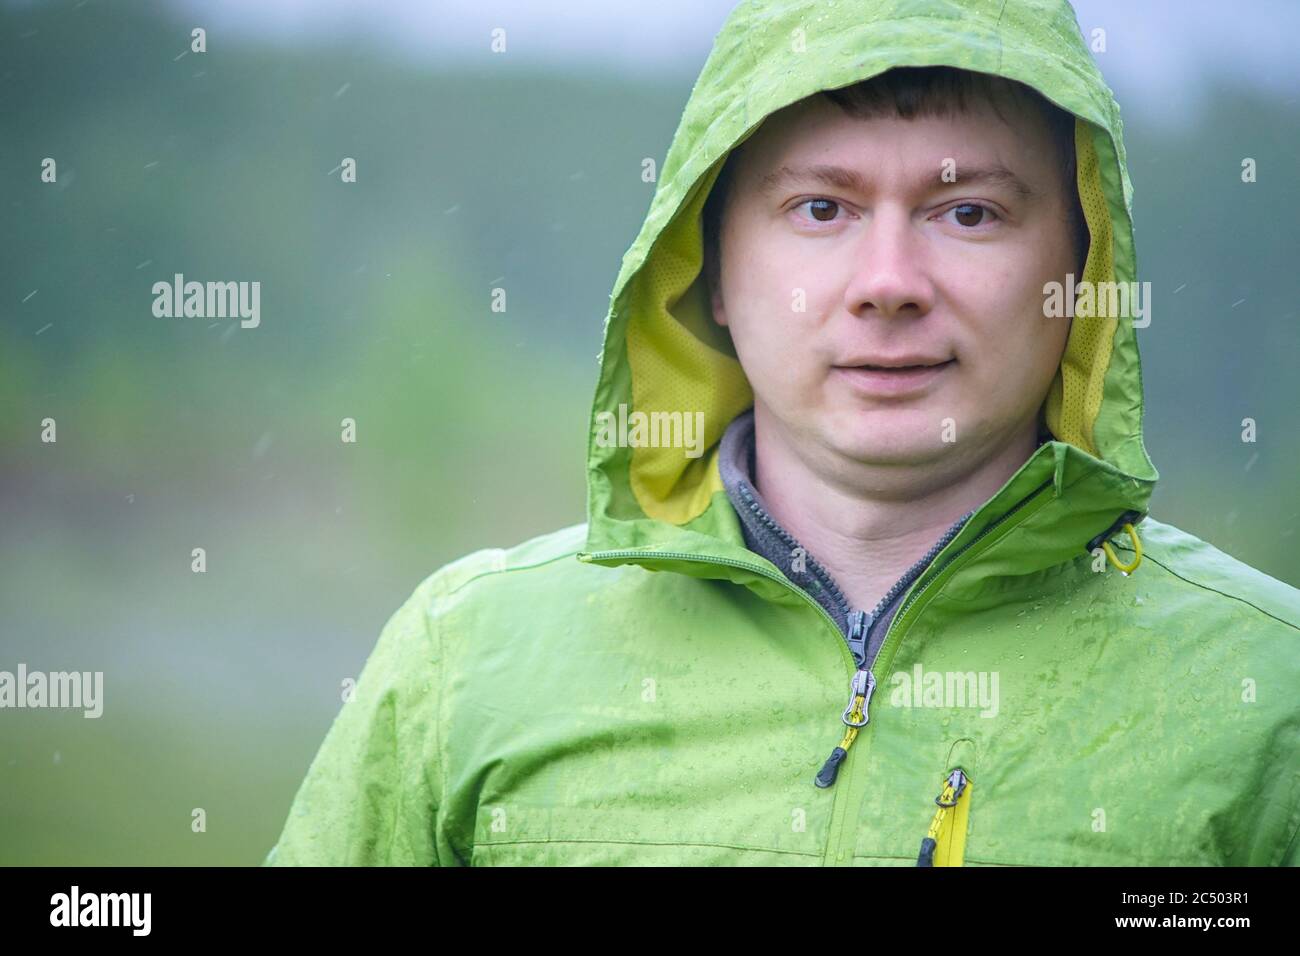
top-left (750, 404), bottom-right (1041, 613)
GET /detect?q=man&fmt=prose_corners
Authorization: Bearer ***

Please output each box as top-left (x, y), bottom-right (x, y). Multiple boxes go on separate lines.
top-left (267, 0), bottom-right (1300, 866)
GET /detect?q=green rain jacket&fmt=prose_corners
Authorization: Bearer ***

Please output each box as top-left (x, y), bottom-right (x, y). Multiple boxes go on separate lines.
top-left (267, 0), bottom-right (1300, 866)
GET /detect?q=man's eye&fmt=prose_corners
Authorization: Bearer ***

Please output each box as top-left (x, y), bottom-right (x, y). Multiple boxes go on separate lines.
top-left (795, 198), bottom-right (842, 222)
top-left (944, 203), bottom-right (998, 228)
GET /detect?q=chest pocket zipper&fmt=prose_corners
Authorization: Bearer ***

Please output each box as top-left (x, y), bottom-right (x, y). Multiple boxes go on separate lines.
top-left (917, 768), bottom-right (973, 867)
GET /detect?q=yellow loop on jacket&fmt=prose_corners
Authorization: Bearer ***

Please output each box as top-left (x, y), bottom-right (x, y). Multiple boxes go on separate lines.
top-left (1101, 523), bottom-right (1143, 573)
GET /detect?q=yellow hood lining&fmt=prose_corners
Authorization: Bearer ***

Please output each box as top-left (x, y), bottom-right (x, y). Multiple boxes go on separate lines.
top-left (1044, 118), bottom-right (1115, 459)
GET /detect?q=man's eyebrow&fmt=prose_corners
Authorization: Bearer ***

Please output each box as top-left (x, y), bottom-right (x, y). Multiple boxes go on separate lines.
top-left (950, 163), bottom-right (1040, 200)
top-left (758, 164), bottom-right (869, 197)
top-left (757, 162), bottom-right (1040, 200)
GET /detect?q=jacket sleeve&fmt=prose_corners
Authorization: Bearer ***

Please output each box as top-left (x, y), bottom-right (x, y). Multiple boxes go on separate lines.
top-left (262, 573), bottom-right (447, 866)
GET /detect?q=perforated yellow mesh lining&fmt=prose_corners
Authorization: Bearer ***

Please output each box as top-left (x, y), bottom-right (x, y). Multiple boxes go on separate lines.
top-left (625, 162), bottom-right (752, 524)
top-left (624, 116), bottom-right (1119, 526)
top-left (1043, 117), bottom-right (1118, 458)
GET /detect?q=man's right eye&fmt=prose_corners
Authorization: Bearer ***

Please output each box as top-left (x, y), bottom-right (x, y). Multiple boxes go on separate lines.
top-left (793, 198), bottom-right (842, 222)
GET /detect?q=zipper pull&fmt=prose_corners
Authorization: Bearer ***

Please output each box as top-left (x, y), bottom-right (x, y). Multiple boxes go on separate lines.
top-left (846, 609), bottom-right (873, 665)
top-left (840, 667), bottom-right (876, 726)
top-left (814, 668), bottom-right (877, 788)
top-left (917, 768), bottom-right (969, 866)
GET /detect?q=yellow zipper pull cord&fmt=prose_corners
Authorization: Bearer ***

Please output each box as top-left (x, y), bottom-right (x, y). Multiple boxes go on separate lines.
top-left (917, 768), bottom-right (969, 866)
top-left (814, 668), bottom-right (876, 788)
top-left (1102, 522), bottom-right (1143, 574)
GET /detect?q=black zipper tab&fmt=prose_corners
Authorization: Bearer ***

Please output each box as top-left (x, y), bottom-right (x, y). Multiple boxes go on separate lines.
top-left (814, 747), bottom-right (848, 788)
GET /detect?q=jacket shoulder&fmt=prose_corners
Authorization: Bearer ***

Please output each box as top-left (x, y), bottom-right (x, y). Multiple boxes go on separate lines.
top-left (420, 521), bottom-right (591, 603)
top-left (1133, 516), bottom-right (1300, 632)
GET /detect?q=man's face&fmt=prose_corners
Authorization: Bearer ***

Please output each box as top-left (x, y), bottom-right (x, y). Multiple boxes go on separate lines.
top-left (710, 92), bottom-right (1078, 488)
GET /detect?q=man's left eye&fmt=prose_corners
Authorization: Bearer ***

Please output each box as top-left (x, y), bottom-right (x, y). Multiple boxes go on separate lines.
top-left (794, 198), bottom-right (842, 222)
top-left (944, 203), bottom-right (998, 227)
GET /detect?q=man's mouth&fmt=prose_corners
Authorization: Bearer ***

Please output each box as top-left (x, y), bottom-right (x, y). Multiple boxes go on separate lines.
top-left (832, 357), bottom-right (956, 396)
top-left (837, 356), bottom-right (956, 371)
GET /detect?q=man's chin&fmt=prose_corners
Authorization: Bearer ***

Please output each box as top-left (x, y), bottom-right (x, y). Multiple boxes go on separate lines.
top-left (830, 439), bottom-right (947, 469)
top-left (820, 409), bottom-right (950, 465)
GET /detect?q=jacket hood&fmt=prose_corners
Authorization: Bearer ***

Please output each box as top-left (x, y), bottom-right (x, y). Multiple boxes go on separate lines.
top-left (581, 0), bottom-right (1158, 590)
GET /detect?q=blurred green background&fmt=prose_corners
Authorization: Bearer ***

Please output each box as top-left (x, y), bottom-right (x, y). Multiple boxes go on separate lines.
top-left (2, 0), bottom-right (1297, 864)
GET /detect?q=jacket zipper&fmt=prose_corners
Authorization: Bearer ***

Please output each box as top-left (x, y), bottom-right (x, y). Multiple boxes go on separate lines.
top-left (813, 610), bottom-right (876, 787)
top-left (737, 482), bottom-right (885, 787)
top-left (735, 478), bottom-right (972, 789)
top-left (811, 516), bottom-right (971, 788)
top-left (813, 631), bottom-right (877, 788)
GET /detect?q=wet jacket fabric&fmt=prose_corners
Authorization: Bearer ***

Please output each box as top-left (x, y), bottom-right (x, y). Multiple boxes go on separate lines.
top-left (266, 0), bottom-right (1300, 866)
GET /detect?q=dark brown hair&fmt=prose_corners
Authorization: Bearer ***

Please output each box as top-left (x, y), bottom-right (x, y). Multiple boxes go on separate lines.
top-left (700, 66), bottom-right (1090, 295)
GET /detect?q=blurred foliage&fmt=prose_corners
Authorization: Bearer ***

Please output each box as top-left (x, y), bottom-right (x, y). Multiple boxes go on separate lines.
top-left (1, 1), bottom-right (1296, 864)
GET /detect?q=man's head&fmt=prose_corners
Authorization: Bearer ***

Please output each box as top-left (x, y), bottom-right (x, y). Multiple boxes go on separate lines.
top-left (703, 66), bottom-right (1088, 495)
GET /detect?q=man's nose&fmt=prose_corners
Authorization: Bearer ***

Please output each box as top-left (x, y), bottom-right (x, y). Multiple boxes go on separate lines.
top-left (842, 206), bottom-right (936, 319)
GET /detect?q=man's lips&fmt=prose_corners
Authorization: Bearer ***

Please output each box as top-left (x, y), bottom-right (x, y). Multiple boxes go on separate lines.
top-left (831, 358), bottom-right (956, 396)
top-left (834, 356), bottom-right (955, 370)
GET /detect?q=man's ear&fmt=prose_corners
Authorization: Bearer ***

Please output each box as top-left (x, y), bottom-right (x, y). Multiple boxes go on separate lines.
top-left (710, 278), bottom-right (728, 327)
top-left (701, 166), bottom-right (731, 328)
